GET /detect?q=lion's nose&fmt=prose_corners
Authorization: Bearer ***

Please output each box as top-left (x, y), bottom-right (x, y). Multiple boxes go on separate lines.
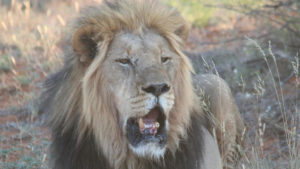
top-left (142, 83), bottom-right (170, 96)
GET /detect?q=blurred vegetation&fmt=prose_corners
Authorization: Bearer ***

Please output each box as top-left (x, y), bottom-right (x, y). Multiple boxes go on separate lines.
top-left (167, 0), bottom-right (300, 53)
top-left (165, 0), bottom-right (263, 27)
top-left (0, 127), bottom-right (49, 169)
top-left (165, 0), bottom-right (215, 27)
top-left (210, 0), bottom-right (300, 52)
top-left (0, 55), bottom-right (12, 73)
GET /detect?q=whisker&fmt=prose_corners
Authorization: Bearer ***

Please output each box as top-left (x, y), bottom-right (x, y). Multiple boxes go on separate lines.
top-left (131, 105), bottom-right (146, 110)
top-left (130, 93), bottom-right (147, 99)
top-left (131, 98), bottom-right (149, 104)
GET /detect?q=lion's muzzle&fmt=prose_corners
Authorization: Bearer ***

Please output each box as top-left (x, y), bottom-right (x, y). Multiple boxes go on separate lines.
top-left (124, 65), bottom-right (174, 158)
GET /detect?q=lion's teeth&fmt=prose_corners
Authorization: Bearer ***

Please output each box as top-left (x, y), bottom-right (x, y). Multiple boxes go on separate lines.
top-left (138, 118), bottom-right (160, 135)
top-left (138, 118), bottom-right (145, 130)
top-left (155, 122), bottom-right (160, 128)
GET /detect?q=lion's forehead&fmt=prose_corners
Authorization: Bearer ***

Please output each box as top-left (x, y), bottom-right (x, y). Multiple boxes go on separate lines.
top-left (108, 30), bottom-right (175, 61)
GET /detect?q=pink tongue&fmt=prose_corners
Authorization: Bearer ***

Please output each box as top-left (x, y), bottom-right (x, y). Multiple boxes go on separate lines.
top-left (142, 107), bottom-right (160, 123)
top-left (139, 107), bottom-right (160, 135)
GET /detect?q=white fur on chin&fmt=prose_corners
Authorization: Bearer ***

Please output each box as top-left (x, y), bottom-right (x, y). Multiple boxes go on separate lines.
top-left (129, 142), bottom-right (166, 160)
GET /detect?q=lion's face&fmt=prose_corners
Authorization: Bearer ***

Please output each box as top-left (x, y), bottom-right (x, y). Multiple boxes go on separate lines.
top-left (100, 29), bottom-right (180, 158)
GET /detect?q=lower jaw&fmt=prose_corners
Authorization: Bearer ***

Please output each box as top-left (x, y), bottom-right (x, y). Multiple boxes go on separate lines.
top-left (129, 142), bottom-right (167, 159)
top-left (126, 131), bottom-right (167, 148)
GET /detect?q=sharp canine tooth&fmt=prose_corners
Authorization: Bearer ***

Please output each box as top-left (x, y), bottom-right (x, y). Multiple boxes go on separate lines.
top-left (138, 118), bottom-right (145, 129)
top-left (155, 122), bottom-right (160, 128)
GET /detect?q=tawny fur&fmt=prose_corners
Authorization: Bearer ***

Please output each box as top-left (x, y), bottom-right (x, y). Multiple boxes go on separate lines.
top-left (193, 74), bottom-right (245, 168)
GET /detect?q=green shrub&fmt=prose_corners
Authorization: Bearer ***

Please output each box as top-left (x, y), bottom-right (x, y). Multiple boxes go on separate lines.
top-left (165, 0), bottom-right (215, 27)
top-left (0, 54), bottom-right (12, 73)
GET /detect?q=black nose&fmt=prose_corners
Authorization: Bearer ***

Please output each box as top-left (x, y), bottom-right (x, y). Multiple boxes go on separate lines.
top-left (142, 83), bottom-right (170, 96)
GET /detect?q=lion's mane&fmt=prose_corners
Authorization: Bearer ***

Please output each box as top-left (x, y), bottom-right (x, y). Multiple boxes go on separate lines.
top-left (40, 1), bottom-right (201, 168)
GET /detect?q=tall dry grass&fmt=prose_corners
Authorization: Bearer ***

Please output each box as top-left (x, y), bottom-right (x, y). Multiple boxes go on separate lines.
top-left (238, 38), bottom-right (300, 169)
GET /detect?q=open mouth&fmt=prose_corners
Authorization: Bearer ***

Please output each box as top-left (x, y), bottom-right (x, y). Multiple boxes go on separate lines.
top-left (126, 106), bottom-right (167, 147)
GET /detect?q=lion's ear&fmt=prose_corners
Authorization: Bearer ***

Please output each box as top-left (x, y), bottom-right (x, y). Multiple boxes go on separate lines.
top-left (175, 23), bottom-right (190, 43)
top-left (72, 25), bottom-right (101, 63)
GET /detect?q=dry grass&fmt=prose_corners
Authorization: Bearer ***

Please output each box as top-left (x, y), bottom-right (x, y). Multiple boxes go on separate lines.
top-left (240, 38), bottom-right (299, 169)
top-left (0, 1), bottom-right (85, 168)
top-left (194, 39), bottom-right (299, 168)
top-left (0, 0), bottom-right (103, 109)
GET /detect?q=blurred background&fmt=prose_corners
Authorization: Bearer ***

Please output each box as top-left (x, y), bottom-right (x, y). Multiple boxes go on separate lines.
top-left (0, 0), bottom-right (299, 168)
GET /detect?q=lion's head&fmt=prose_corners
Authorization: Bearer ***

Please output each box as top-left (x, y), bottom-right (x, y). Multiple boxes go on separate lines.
top-left (45, 0), bottom-right (195, 168)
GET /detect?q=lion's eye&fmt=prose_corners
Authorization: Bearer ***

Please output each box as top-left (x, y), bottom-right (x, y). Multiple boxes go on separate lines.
top-left (161, 57), bottom-right (171, 64)
top-left (115, 58), bottom-right (131, 65)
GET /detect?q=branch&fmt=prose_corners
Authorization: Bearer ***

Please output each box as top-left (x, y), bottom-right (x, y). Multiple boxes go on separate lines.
top-left (263, 1), bottom-right (294, 9)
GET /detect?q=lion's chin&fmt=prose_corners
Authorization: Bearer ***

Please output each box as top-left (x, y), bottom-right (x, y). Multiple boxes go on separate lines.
top-left (126, 106), bottom-right (168, 158)
top-left (129, 142), bottom-right (167, 159)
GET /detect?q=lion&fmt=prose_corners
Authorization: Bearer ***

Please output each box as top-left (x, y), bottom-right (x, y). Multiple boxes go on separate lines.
top-left (39, 0), bottom-right (245, 169)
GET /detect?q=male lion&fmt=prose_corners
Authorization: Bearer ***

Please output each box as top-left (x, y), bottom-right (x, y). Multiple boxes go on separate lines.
top-left (39, 0), bottom-right (245, 169)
